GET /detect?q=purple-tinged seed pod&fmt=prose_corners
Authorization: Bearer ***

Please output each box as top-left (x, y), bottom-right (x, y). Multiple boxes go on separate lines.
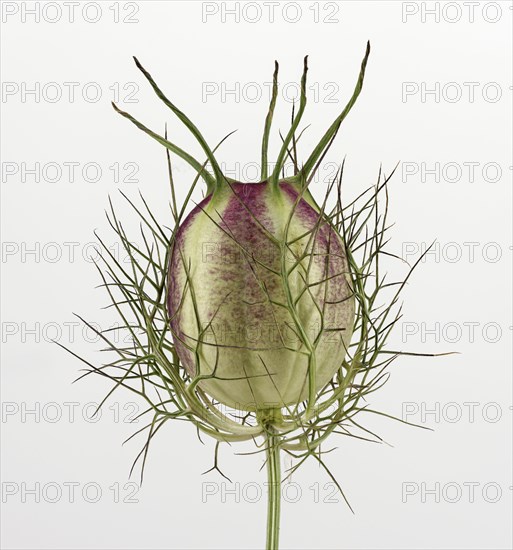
top-left (168, 180), bottom-right (354, 410)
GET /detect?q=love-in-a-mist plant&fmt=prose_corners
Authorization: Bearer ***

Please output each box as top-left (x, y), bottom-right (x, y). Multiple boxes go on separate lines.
top-left (65, 42), bottom-right (442, 550)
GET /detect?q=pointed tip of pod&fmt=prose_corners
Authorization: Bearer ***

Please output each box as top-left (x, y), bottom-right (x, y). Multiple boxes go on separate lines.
top-left (133, 56), bottom-right (152, 80)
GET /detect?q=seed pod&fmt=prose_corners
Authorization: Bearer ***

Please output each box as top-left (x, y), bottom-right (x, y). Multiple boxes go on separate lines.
top-left (168, 180), bottom-right (355, 410)
top-left (91, 43), bottom-right (433, 550)
top-left (71, 41), bottom-right (442, 550)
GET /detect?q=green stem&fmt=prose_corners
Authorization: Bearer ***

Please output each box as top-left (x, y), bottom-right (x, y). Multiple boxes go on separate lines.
top-left (265, 428), bottom-right (281, 550)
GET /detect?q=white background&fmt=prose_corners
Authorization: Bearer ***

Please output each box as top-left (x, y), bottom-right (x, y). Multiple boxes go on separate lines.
top-left (1, 1), bottom-right (512, 549)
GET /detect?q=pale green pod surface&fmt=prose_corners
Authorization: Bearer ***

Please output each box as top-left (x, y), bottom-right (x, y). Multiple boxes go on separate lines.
top-left (168, 180), bottom-right (355, 411)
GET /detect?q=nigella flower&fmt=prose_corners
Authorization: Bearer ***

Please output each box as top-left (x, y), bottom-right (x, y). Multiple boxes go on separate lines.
top-left (65, 43), bottom-right (446, 550)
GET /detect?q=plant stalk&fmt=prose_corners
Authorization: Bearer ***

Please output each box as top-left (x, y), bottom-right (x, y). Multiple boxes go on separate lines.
top-left (265, 427), bottom-right (281, 550)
